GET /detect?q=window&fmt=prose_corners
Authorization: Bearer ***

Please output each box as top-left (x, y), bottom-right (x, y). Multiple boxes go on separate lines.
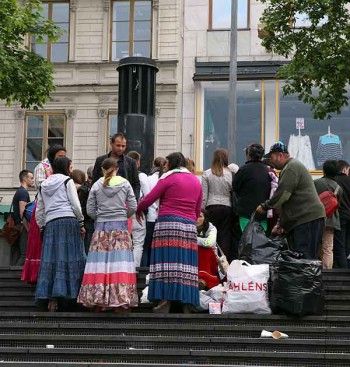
top-left (112, 0), bottom-right (152, 60)
top-left (200, 81), bottom-right (262, 169)
top-left (279, 83), bottom-right (350, 171)
top-left (31, 2), bottom-right (69, 62)
top-left (210, 0), bottom-right (249, 30)
top-left (25, 113), bottom-right (66, 171)
top-left (293, 12), bottom-right (327, 28)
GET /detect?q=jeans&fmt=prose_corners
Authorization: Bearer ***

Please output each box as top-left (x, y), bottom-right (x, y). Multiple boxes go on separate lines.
top-left (333, 218), bottom-right (350, 269)
top-left (287, 218), bottom-right (325, 260)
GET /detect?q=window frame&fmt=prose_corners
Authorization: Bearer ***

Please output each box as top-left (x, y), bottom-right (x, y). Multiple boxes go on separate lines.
top-left (23, 111), bottom-right (67, 170)
top-left (30, 0), bottom-right (70, 63)
top-left (110, 0), bottom-right (153, 61)
top-left (209, 0), bottom-right (250, 31)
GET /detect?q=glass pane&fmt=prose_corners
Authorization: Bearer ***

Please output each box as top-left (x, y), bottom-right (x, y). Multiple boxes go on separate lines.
top-left (27, 115), bottom-right (43, 138)
top-left (26, 139), bottom-right (43, 161)
top-left (237, 0), bottom-right (248, 28)
top-left (212, 0), bottom-right (231, 28)
top-left (25, 161), bottom-right (39, 173)
top-left (31, 43), bottom-right (47, 59)
top-left (109, 114), bottom-right (119, 136)
top-left (294, 11), bottom-right (327, 28)
top-left (48, 116), bottom-right (64, 137)
top-left (134, 20), bottom-right (151, 41)
top-left (51, 43), bottom-right (68, 62)
top-left (202, 81), bottom-right (261, 168)
top-left (134, 41), bottom-right (150, 57)
top-left (113, 1), bottom-right (130, 21)
top-left (48, 138), bottom-right (64, 148)
top-left (112, 41), bottom-right (129, 60)
top-left (39, 3), bottom-right (49, 19)
top-left (52, 3), bottom-right (69, 22)
top-left (56, 23), bottom-right (69, 43)
top-left (113, 21), bottom-right (129, 41)
top-left (279, 83), bottom-right (350, 170)
top-left (134, 1), bottom-right (151, 21)
top-left (212, 0), bottom-right (248, 29)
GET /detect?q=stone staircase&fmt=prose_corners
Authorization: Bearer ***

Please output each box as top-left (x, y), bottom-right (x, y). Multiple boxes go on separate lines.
top-left (0, 267), bottom-right (349, 366)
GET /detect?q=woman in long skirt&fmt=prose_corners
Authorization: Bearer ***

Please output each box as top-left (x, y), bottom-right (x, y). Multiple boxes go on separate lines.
top-left (77, 158), bottom-right (138, 312)
top-left (136, 152), bottom-right (203, 313)
top-left (35, 157), bottom-right (86, 312)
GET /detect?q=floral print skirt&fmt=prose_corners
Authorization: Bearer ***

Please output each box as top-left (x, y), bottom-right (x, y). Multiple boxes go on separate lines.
top-left (77, 220), bottom-right (138, 309)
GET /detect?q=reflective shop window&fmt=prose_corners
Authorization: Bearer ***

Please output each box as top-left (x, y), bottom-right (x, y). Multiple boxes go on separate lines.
top-left (210, 0), bottom-right (249, 29)
top-left (202, 81), bottom-right (262, 169)
top-left (25, 114), bottom-right (65, 172)
top-left (31, 2), bottom-right (69, 62)
top-left (279, 83), bottom-right (350, 171)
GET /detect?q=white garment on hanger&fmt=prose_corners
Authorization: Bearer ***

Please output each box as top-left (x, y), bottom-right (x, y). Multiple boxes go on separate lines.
top-left (288, 134), bottom-right (316, 170)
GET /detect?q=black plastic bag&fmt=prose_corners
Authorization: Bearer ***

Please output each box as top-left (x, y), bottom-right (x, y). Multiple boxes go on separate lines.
top-left (238, 214), bottom-right (287, 265)
top-left (270, 250), bottom-right (324, 316)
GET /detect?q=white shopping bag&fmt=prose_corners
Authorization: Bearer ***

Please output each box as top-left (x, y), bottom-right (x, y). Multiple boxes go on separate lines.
top-left (222, 260), bottom-right (271, 314)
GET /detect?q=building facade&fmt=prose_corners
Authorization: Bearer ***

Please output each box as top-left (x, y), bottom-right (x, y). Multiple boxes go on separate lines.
top-left (0, 0), bottom-right (349, 203)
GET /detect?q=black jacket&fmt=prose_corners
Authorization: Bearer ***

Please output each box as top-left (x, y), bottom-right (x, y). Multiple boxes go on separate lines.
top-left (233, 161), bottom-right (271, 220)
top-left (92, 152), bottom-right (140, 201)
top-left (335, 173), bottom-right (350, 220)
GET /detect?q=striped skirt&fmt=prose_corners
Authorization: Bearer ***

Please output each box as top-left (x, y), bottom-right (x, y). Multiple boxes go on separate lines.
top-left (35, 218), bottom-right (86, 300)
top-left (148, 215), bottom-right (199, 306)
top-left (77, 220), bottom-right (138, 308)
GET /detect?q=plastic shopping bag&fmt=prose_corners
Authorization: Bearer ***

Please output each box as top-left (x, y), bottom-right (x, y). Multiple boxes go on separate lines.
top-left (239, 214), bottom-right (287, 264)
top-left (270, 251), bottom-right (324, 316)
top-left (222, 260), bottom-right (271, 314)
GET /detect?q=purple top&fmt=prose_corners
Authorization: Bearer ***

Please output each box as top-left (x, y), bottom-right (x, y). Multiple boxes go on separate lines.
top-left (137, 172), bottom-right (203, 222)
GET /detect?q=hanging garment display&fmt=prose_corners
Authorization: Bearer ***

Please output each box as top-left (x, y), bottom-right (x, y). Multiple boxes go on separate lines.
top-left (287, 134), bottom-right (316, 170)
top-left (316, 133), bottom-right (343, 167)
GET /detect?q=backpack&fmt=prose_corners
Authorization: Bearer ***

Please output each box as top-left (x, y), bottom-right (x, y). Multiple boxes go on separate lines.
top-left (319, 185), bottom-right (340, 218)
top-left (23, 201), bottom-right (35, 223)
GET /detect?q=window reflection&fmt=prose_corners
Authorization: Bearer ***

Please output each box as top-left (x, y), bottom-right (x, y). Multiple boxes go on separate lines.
top-left (279, 83), bottom-right (350, 170)
top-left (30, 2), bottom-right (69, 62)
top-left (112, 0), bottom-right (151, 60)
top-left (202, 81), bottom-right (262, 169)
top-left (211, 0), bottom-right (248, 29)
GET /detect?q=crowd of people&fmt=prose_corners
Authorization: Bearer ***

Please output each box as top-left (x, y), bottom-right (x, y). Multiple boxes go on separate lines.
top-left (8, 134), bottom-right (350, 314)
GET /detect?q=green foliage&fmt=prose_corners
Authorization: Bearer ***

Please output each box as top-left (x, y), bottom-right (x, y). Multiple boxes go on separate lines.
top-left (259, 0), bottom-right (350, 119)
top-left (0, 0), bottom-right (62, 109)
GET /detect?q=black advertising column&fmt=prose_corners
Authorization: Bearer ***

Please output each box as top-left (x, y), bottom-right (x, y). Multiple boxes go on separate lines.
top-left (117, 57), bottom-right (159, 173)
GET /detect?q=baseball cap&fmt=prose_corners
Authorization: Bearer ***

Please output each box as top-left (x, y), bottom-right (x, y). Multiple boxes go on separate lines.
top-left (263, 141), bottom-right (289, 159)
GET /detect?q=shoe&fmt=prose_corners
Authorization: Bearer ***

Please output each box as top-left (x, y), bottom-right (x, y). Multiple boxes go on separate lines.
top-left (48, 300), bottom-right (58, 312)
top-left (181, 303), bottom-right (193, 314)
top-left (153, 301), bottom-right (171, 313)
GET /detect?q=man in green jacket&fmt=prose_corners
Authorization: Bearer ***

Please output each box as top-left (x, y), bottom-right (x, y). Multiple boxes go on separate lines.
top-left (256, 141), bottom-right (325, 259)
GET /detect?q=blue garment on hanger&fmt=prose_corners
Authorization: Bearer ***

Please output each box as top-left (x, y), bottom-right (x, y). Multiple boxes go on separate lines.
top-left (316, 133), bottom-right (343, 167)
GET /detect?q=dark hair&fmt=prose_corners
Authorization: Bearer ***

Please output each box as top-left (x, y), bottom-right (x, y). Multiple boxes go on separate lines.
top-left (166, 152), bottom-right (186, 170)
top-left (323, 160), bottom-right (338, 177)
top-left (245, 143), bottom-right (265, 162)
top-left (197, 209), bottom-right (210, 235)
top-left (101, 158), bottom-right (118, 187)
top-left (337, 160), bottom-right (350, 173)
top-left (211, 148), bottom-right (228, 176)
top-left (47, 144), bottom-right (66, 166)
top-left (111, 132), bottom-right (127, 143)
top-left (19, 169), bottom-right (32, 182)
top-left (71, 169), bottom-right (86, 185)
top-left (127, 151), bottom-right (141, 161)
top-left (52, 157), bottom-right (72, 176)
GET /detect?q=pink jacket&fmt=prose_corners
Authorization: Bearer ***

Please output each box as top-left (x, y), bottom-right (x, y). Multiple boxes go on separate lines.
top-left (137, 172), bottom-right (202, 222)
